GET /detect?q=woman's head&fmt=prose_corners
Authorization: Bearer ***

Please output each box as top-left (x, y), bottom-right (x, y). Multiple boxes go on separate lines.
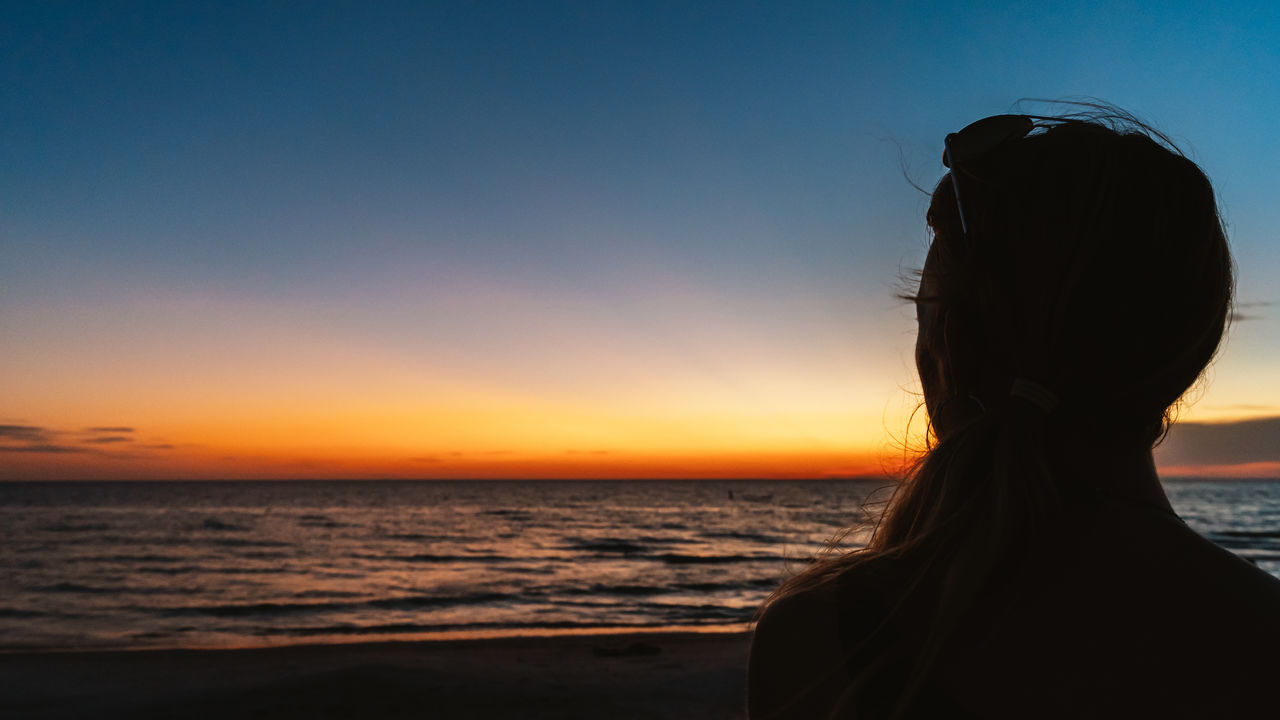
top-left (765, 107), bottom-right (1234, 717)
top-left (915, 114), bottom-right (1233, 450)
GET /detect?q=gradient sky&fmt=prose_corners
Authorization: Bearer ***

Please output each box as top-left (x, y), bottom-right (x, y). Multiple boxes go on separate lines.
top-left (3, 1), bottom-right (1279, 479)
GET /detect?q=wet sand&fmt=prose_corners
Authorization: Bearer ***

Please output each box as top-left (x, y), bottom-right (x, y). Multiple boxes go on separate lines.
top-left (0, 631), bottom-right (752, 719)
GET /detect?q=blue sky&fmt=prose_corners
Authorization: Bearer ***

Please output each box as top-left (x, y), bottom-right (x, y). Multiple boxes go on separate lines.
top-left (2, 1), bottom-right (1278, 478)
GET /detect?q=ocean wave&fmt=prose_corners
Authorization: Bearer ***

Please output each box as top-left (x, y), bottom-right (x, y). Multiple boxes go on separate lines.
top-left (290, 590), bottom-right (366, 599)
top-left (135, 566), bottom-right (199, 576)
top-left (95, 535), bottom-right (295, 549)
top-left (1207, 535), bottom-right (1280, 551)
top-left (480, 509), bottom-right (533, 519)
top-left (202, 517), bottom-right (251, 532)
top-left (234, 550), bottom-right (292, 560)
top-left (563, 537), bottom-right (649, 554)
top-left (136, 565), bottom-right (289, 576)
top-left (208, 538), bottom-right (292, 548)
top-left (158, 591), bottom-right (520, 618)
top-left (653, 553), bottom-right (782, 565)
top-left (160, 600), bottom-right (349, 617)
top-left (700, 530), bottom-right (782, 543)
top-left (25, 582), bottom-right (195, 596)
top-left (0, 608), bottom-right (47, 618)
top-left (570, 584), bottom-right (666, 597)
top-left (676, 578), bottom-right (778, 592)
top-left (561, 536), bottom-right (706, 555)
top-left (37, 522), bottom-right (110, 533)
top-left (365, 592), bottom-right (512, 611)
top-left (635, 535), bottom-right (702, 545)
top-left (263, 617), bottom-right (742, 638)
top-left (26, 582), bottom-right (121, 594)
top-left (1215, 530), bottom-right (1280, 538)
top-left (298, 514), bottom-right (351, 528)
top-left (351, 552), bottom-right (511, 563)
top-left (555, 578), bottom-right (779, 597)
top-left (72, 553), bottom-right (187, 564)
top-left (1239, 553), bottom-right (1280, 562)
top-left (652, 603), bottom-right (756, 622)
top-left (381, 532), bottom-right (470, 542)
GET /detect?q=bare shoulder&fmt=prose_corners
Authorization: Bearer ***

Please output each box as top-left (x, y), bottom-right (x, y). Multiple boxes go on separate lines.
top-left (965, 504), bottom-right (1280, 715)
top-left (1086, 510), bottom-right (1280, 712)
top-left (1160, 513), bottom-right (1280, 639)
top-left (748, 581), bottom-right (851, 719)
top-left (1096, 504), bottom-right (1280, 623)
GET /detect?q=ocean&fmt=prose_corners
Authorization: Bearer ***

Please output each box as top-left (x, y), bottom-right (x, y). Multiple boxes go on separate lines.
top-left (2, 479), bottom-right (1277, 651)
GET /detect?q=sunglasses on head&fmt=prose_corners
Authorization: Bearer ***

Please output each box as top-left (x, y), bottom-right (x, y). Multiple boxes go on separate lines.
top-left (942, 114), bottom-right (1037, 242)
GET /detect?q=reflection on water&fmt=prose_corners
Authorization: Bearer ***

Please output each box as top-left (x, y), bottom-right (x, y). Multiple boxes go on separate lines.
top-left (0, 480), bottom-right (883, 650)
top-left (0, 479), bottom-right (1275, 650)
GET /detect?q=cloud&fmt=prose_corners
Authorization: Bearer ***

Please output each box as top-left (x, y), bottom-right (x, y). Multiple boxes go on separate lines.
top-left (0, 423), bottom-right (162, 455)
top-left (1231, 300), bottom-right (1275, 323)
top-left (1157, 416), bottom-right (1280, 467)
top-left (0, 425), bottom-right (83, 452)
top-left (0, 443), bottom-right (87, 454)
top-left (0, 425), bottom-right (49, 442)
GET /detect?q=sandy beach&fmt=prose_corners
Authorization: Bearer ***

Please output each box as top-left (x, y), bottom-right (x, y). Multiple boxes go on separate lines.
top-left (1, 630), bottom-right (751, 719)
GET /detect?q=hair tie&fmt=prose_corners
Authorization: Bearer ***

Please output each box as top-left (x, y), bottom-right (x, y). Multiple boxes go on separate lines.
top-left (1009, 378), bottom-right (1058, 412)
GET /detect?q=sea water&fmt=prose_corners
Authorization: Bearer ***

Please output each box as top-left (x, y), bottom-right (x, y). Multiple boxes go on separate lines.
top-left (1, 479), bottom-right (1276, 651)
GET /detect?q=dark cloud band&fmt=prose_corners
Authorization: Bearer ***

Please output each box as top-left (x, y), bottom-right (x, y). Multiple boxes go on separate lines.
top-left (1158, 417), bottom-right (1280, 467)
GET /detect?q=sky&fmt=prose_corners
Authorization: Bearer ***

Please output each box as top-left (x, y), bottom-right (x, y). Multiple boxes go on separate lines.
top-left (2, 1), bottom-right (1279, 480)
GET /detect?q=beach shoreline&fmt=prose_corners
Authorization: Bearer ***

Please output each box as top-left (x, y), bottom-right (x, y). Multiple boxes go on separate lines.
top-left (1, 630), bottom-right (753, 719)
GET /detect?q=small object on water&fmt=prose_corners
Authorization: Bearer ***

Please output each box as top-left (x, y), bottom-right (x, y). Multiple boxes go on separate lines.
top-left (592, 641), bottom-right (662, 657)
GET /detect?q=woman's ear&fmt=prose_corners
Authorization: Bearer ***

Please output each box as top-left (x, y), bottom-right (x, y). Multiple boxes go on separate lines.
top-left (915, 300), bottom-right (950, 420)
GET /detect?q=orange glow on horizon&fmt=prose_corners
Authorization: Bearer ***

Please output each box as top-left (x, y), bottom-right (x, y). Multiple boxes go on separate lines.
top-left (0, 445), bottom-right (895, 481)
top-left (7, 430), bottom-right (1278, 481)
top-left (2, 387), bottom-right (914, 479)
top-left (6, 385), bottom-right (1275, 481)
top-left (1155, 462), bottom-right (1280, 479)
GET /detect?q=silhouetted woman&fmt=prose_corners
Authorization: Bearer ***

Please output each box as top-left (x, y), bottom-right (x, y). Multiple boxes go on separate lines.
top-left (749, 110), bottom-right (1280, 718)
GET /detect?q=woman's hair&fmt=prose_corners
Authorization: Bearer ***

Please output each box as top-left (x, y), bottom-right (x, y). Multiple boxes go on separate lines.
top-left (765, 107), bottom-right (1234, 714)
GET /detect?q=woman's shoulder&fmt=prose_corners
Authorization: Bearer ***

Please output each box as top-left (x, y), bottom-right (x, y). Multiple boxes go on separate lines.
top-left (750, 561), bottom-right (975, 719)
top-left (1080, 499), bottom-right (1280, 619)
top-left (748, 579), bottom-right (847, 719)
top-left (748, 560), bottom-right (926, 719)
top-left (750, 560), bottom-right (904, 663)
top-left (944, 501), bottom-right (1280, 716)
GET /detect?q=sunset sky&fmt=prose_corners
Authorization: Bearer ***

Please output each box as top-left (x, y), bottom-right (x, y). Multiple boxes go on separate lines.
top-left (3, 1), bottom-right (1279, 480)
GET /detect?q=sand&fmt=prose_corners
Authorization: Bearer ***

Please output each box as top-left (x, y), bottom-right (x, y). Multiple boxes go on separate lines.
top-left (0, 631), bottom-right (752, 719)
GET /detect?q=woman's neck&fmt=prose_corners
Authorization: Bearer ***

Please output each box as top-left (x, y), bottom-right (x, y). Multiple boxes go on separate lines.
top-left (1068, 447), bottom-right (1176, 516)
